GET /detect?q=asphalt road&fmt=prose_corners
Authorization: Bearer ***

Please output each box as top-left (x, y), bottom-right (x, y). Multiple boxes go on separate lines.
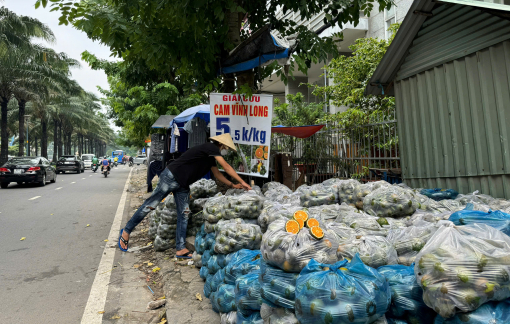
top-left (0, 165), bottom-right (132, 323)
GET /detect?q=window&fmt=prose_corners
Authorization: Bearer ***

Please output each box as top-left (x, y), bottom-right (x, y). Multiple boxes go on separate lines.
top-left (384, 5), bottom-right (396, 39)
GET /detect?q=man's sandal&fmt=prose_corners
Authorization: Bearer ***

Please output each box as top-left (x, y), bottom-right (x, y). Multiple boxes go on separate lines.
top-left (176, 251), bottom-right (193, 259)
top-left (118, 229), bottom-right (129, 252)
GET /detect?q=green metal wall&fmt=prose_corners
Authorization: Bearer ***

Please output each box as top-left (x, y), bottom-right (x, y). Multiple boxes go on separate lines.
top-left (396, 4), bottom-right (510, 81)
top-left (395, 40), bottom-right (510, 198)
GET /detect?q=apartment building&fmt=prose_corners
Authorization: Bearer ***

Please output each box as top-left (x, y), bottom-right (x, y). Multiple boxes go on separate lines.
top-left (260, 0), bottom-right (413, 112)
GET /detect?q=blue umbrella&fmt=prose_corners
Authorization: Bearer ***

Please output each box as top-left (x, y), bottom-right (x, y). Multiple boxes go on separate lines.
top-left (170, 104), bottom-right (211, 126)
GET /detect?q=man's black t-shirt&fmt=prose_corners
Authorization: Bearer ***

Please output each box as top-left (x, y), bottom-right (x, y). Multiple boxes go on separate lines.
top-left (168, 142), bottom-right (220, 188)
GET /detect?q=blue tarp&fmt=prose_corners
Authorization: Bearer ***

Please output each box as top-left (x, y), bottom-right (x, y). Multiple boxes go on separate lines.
top-left (221, 49), bottom-right (289, 74)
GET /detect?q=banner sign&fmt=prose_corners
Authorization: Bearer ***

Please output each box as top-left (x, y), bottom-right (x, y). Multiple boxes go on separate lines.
top-left (210, 93), bottom-right (273, 178)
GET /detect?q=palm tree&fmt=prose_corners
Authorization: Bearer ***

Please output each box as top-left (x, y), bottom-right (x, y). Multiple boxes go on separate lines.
top-left (0, 7), bottom-right (56, 163)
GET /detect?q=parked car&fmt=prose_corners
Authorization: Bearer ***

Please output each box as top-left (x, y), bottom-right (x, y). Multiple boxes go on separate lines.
top-left (56, 155), bottom-right (85, 174)
top-left (81, 154), bottom-right (95, 169)
top-left (0, 156), bottom-right (57, 188)
top-left (133, 155), bottom-right (147, 165)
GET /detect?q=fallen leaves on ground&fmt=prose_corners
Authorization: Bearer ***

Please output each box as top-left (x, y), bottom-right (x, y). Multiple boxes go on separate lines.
top-left (110, 314), bottom-right (121, 319)
top-left (87, 224), bottom-right (90, 227)
top-left (152, 267), bottom-right (160, 273)
top-left (104, 239), bottom-right (109, 242)
top-left (158, 295), bottom-right (166, 300)
top-left (158, 319), bottom-right (167, 324)
top-left (196, 293), bottom-right (202, 301)
top-left (20, 237), bottom-right (26, 241)
top-left (98, 311), bottom-right (105, 314)
top-left (147, 262), bottom-right (154, 266)
top-left (133, 264), bottom-right (140, 268)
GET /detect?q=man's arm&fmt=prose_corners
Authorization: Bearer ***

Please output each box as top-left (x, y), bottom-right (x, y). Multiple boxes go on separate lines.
top-left (212, 157), bottom-right (252, 190)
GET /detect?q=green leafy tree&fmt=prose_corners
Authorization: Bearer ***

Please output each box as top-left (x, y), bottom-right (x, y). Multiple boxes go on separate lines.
top-left (36, 0), bottom-right (392, 92)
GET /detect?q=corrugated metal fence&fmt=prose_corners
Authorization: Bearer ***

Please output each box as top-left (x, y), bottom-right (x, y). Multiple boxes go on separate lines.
top-left (271, 112), bottom-right (400, 188)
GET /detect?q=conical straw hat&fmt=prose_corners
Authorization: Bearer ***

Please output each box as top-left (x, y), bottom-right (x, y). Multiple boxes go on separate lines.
top-left (210, 133), bottom-right (237, 151)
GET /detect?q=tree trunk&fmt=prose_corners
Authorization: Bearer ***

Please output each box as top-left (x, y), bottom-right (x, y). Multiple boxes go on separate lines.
top-left (53, 118), bottom-right (58, 161)
top-left (58, 123), bottom-right (63, 158)
top-left (0, 98), bottom-right (9, 165)
top-left (18, 99), bottom-right (26, 157)
top-left (35, 136), bottom-right (38, 156)
top-left (41, 118), bottom-right (48, 158)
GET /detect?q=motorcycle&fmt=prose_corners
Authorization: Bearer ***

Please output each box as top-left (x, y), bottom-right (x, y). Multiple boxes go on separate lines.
top-left (101, 164), bottom-right (110, 178)
top-left (129, 160), bottom-right (133, 167)
top-left (92, 163), bottom-right (98, 173)
top-left (114, 161), bottom-right (118, 167)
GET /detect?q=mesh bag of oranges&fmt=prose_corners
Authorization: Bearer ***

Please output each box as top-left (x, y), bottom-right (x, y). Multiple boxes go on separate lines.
top-left (214, 222), bottom-right (263, 254)
top-left (260, 213), bottom-right (339, 273)
top-left (297, 184), bottom-right (339, 207)
top-left (353, 180), bottom-right (391, 210)
top-left (363, 185), bottom-right (421, 218)
top-left (258, 203), bottom-right (304, 233)
top-left (337, 179), bottom-right (362, 206)
top-left (203, 194), bottom-right (228, 223)
top-left (294, 255), bottom-right (391, 324)
top-left (336, 234), bottom-right (398, 268)
top-left (259, 258), bottom-right (299, 310)
top-left (222, 191), bottom-right (265, 220)
top-left (260, 303), bottom-right (299, 324)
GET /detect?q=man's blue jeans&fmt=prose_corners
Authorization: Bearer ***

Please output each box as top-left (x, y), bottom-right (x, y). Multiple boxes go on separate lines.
top-left (124, 168), bottom-right (190, 250)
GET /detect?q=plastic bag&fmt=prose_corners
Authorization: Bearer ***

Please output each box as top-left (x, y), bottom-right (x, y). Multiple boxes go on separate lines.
top-left (455, 191), bottom-right (496, 206)
top-left (224, 249), bottom-right (261, 285)
top-left (337, 179), bottom-right (361, 206)
top-left (211, 268), bottom-right (227, 293)
top-left (148, 210), bottom-right (160, 241)
top-left (294, 255), bottom-right (391, 324)
top-left (434, 299), bottom-right (510, 324)
top-left (421, 188), bottom-right (459, 201)
top-left (261, 218), bottom-right (339, 273)
top-left (377, 264), bottom-right (437, 324)
top-left (363, 185), bottom-right (420, 217)
top-left (415, 223), bottom-right (510, 318)
top-left (259, 258), bottom-right (298, 309)
top-left (353, 181), bottom-right (391, 209)
top-left (449, 209), bottom-right (510, 235)
top-left (221, 311), bottom-right (237, 324)
top-left (406, 209), bottom-right (455, 226)
top-left (260, 303), bottom-right (299, 324)
top-left (208, 253), bottom-right (235, 275)
top-left (426, 199), bottom-right (464, 214)
top-left (215, 223), bottom-right (263, 254)
top-left (337, 235), bottom-right (398, 268)
top-left (190, 178), bottom-right (218, 199)
top-left (203, 249), bottom-right (213, 268)
top-left (154, 236), bottom-right (175, 252)
top-left (339, 212), bottom-right (388, 236)
top-left (308, 203), bottom-right (357, 223)
top-left (387, 223), bottom-right (438, 266)
top-left (227, 186), bottom-right (263, 196)
top-left (329, 222), bottom-right (358, 241)
top-left (206, 218), bottom-right (245, 234)
top-left (235, 273), bottom-right (263, 316)
top-left (258, 204), bottom-right (304, 233)
top-left (204, 195), bottom-right (228, 223)
top-left (298, 184), bottom-right (338, 207)
top-left (262, 182), bottom-right (289, 194)
top-left (200, 265), bottom-right (209, 280)
top-left (223, 191), bottom-right (265, 220)
top-left (192, 251), bottom-right (203, 268)
top-left (204, 274), bottom-right (214, 298)
top-left (237, 311), bottom-right (263, 324)
top-left (210, 283), bottom-right (237, 313)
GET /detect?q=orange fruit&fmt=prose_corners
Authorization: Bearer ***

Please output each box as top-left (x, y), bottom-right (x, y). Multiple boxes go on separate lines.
top-left (296, 218), bottom-right (305, 229)
top-left (310, 226), bottom-right (324, 240)
top-left (264, 153), bottom-right (268, 159)
top-left (293, 210), bottom-right (309, 223)
top-left (255, 148), bottom-right (264, 159)
top-left (264, 146), bottom-right (268, 152)
top-left (285, 219), bottom-right (300, 234)
top-left (306, 218), bottom-right (320, 228)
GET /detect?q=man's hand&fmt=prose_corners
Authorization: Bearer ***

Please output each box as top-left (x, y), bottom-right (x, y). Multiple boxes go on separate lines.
top-left (240, 182), bottom-right (252, 190)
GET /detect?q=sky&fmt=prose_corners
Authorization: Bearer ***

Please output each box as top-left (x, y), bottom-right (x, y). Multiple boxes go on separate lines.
top-left (4, 0), bottom-right (120, 130)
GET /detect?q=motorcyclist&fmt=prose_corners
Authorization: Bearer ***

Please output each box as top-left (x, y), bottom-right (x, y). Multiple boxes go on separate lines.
top-left (129, 156), bottom-right (134, 165)
top-left (101, 156), bottom-right (110, 174)
top-left (91, 155), bottom-right (99, 171)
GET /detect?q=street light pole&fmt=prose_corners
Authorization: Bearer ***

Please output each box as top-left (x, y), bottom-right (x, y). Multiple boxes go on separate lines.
top-left (24, 115), bottom-right (31, 157)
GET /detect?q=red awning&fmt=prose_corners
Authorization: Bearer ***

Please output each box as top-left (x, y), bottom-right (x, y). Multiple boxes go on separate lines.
top-left (271, 125), bottom-right (325, 138)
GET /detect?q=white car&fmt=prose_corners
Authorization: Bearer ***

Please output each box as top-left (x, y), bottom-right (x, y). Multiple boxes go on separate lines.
top-left (81, 154), bottom-right (95, 169)
top-left (133, 155), bottom-right (147, 165)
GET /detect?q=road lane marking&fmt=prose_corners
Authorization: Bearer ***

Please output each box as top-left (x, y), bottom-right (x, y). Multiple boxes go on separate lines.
top-left (28, 196), bottom-right (41, 200)
top-left (81, 168), bottom-right (133, 324)
top-left (55, 187), bottom-right (63, 190)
